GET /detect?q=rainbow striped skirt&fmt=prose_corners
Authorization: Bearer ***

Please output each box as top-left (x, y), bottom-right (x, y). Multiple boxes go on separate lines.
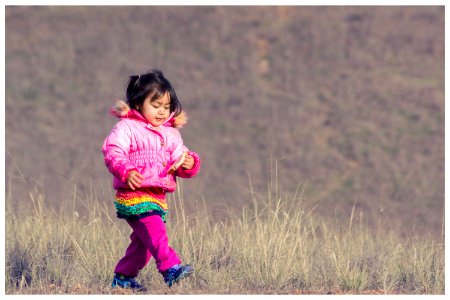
top-left (115, 187), bottom-right (168, 221)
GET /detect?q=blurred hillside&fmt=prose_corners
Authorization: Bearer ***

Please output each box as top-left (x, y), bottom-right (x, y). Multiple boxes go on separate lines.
top-left (5, 6), bottom-right (444, 234)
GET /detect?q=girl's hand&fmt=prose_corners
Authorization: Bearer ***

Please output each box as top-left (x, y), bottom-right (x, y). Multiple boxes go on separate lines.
top-left (181, 154), bottom-right (195, 170)
top-left (126, 170), bottom-right (144, 190)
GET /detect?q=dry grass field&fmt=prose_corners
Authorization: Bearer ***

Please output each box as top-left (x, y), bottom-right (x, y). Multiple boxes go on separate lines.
top-left (5, 175), bottom-right (444, 295)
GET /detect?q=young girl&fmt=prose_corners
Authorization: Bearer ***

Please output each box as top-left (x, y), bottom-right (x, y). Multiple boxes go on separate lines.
top-left (102, 69), bottom-right (201, 291)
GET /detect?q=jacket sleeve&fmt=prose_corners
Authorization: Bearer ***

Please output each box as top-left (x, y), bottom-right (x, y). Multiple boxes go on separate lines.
top-left (101, 121), bottom-right (137, 182)
top-left (169, 128), bottom-right (201, 178)
top-left (176, 151), bottom-right (201, 178)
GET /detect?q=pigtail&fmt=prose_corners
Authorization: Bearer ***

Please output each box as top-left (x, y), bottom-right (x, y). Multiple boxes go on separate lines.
top-left (126, 75), bottom-right (141, 109)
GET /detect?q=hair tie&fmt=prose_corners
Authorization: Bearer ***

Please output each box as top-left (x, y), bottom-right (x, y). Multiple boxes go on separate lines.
top-left (134, 75), bottom-right (141, 87)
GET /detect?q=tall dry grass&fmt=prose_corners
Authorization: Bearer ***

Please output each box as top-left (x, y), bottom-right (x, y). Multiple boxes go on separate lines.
top-left (5, 176), bottom-right (444, 294)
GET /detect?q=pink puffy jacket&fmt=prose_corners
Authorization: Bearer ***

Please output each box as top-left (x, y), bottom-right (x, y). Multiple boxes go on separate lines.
top-left (101, 101), bottom-right (201, 192)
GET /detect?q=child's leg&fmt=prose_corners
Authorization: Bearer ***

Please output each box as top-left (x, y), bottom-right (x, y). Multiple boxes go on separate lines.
top-left (114, 231), bottom-right (152, 278)
top-left (128, 214), bottom-right (182, 273)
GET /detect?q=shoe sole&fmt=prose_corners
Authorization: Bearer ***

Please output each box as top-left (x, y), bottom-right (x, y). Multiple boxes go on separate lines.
top-left (112, 281), bottom-right (146, 292)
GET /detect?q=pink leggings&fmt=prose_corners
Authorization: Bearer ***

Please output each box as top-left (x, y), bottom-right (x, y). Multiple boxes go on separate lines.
top-left (114, 214), bottom-right (181, 277)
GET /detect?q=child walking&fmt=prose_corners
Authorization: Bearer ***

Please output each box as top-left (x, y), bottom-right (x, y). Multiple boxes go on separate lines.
top-left (101, 69), bottom-right (201, 291)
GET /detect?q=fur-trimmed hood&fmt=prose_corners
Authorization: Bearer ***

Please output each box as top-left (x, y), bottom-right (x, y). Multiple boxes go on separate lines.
top-left (110, 99), bottom-right (188, 129)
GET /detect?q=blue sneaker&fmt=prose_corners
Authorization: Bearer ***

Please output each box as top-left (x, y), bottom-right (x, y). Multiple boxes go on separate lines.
top-left (162, 264), bottom-right (194, 287)
top-left (111, 273), bottom-right (146, 291)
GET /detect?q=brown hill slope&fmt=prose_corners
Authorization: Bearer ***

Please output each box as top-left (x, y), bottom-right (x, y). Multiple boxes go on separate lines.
top-left (5, 6), bottom-right (444, 234)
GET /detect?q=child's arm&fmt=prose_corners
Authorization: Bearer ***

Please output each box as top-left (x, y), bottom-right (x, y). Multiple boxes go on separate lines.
top-left (175, 151), bottom-right (201, 178)
top-left (168, 128), bottom-right (201, 178)
top-left (101, 122), bottom-right (137, 183)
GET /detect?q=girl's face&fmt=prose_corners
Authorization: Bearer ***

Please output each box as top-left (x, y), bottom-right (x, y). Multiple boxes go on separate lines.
top-left (141, 92), bottom-right (171, 127)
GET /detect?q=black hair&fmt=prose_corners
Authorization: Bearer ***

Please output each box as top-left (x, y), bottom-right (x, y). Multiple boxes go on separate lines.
top-left (125, 69), bottom-right (182, 116)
